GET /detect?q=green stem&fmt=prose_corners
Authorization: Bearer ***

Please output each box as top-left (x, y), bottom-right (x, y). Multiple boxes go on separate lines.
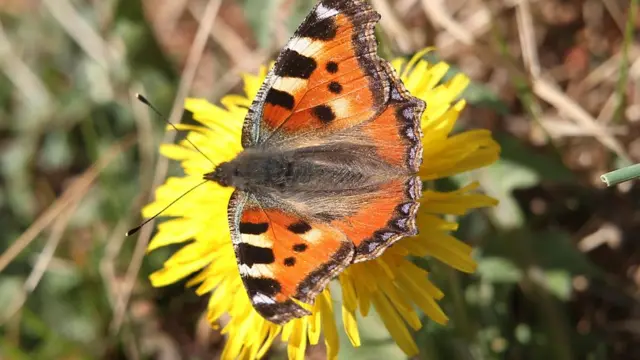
top-left (600, 164), bottom-right (640, 186)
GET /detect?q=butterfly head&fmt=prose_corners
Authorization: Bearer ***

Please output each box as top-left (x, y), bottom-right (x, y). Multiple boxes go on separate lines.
top-left (204, 150), bottom-right (294, 192)
top-left (203, 155), bottom-right (265, 190)
top-left (203, 162), bottom-right (236, 187)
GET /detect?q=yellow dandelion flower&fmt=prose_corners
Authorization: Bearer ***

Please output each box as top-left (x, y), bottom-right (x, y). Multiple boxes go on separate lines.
top-left (144, 49), bottom-right (500, 359)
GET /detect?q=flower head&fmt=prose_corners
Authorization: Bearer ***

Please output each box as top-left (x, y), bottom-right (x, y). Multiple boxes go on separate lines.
top-left (144, 49), bottom-right (500, 359)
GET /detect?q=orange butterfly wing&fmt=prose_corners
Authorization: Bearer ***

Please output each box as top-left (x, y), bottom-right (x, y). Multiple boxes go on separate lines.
top-left (242, 0), bottom-right (389, 146)
top-left (333, 76), bottom-right (424, 261)
top-left (229, 191), bottom-right (354, 324)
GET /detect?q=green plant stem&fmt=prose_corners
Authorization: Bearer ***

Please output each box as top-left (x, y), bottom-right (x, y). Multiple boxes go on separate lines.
top-left (600, 164), bottom-right (640, 187)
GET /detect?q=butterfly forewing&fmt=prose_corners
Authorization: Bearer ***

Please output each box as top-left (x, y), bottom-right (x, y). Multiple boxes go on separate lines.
top-left (242, 0), bottom-right (389, 147)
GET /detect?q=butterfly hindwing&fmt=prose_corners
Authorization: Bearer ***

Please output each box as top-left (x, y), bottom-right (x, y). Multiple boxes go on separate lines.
top-left (331, 176), bottom-right (422, 262)
top-left (323, 64), bottom-right (424, 262)
top-left (242, 0), bottom-right (389, 147)
top-left (228, 191), bottom-right (354, 324)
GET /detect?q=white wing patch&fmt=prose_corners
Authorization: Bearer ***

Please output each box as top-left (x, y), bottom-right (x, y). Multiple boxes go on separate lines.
top-left (252, 292), bottom-right (276, 305)
top-left (330, 98), bottom-right (351, 118)
top-left (241, 233), bottom-right (273, 248)
top-left (272, 76), bottom-right (307, 94)
top-left (285, 36), bottom-right (325, 57)
top-left (239, 263), bottom-right (275, 278)
top-left (316, 4), bottom-right (339, 20)
top-left (300, 228), bottom-right (323, 244)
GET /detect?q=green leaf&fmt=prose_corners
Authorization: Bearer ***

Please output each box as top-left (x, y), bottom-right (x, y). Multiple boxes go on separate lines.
top-left (478, 132), bottom-right (575, 230)
top-left (530, 231), bottom-right (603, 278)
top-left (480, 158), bottom-right (539, 229)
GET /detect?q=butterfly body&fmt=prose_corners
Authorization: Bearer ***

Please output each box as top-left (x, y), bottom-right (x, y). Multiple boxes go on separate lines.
top-left (206, 141), bottom-right (409, 198)
top-left (206, 0), bottom-right (426, 324)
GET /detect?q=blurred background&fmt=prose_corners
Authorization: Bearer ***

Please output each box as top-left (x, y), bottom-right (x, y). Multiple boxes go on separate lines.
top-left (0, 0), bottom-right (639, 359)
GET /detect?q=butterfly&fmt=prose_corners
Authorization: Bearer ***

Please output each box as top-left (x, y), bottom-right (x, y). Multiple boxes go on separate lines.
top-left (204, 0), bottom-right (425, 324)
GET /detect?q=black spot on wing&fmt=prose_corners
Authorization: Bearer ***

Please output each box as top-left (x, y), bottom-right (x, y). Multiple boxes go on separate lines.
top-left (328, 81), bottom-right (342, 94)
top-left (287, 221), bottom-right (312, 234)
top-left (284, 257), bottom-right (296, 267)
top-left (312, 105), bottom-right (336, 123)
top-left (293, 243), bottom-right (308, 252)
top-left (237, 243), bottom-right (275, 266)
top-left (244, 277), bottom-right (281, 297)
top-left (326, 61), bottom-right (339, 73)
top-left (297, 10), bottom-right (337, 41)
top-left (265, 88), bottom-right (295, 110)
top-left (239, 222), bottom-right (269, 235)
top-left (275, 49), bottom-right (317, 79)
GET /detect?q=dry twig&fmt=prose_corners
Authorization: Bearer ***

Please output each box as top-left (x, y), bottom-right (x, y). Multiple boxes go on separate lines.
top-left (515, 0), bottom-right (540, 77)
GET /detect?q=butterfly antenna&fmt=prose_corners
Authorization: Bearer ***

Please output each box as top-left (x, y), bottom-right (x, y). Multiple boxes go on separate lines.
top-left (126, 180), bottom-right (208, 236)
top-left (135, 93), bottom-right (215, 166)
